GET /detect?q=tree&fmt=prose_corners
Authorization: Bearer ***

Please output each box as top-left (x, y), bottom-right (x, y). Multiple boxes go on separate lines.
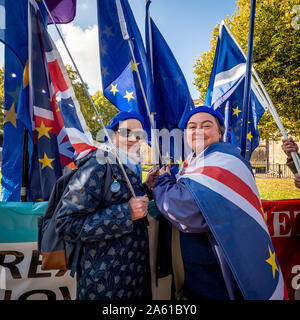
top-left (65, 65), bottom-right (118, 139)
top-left (193, 0), bottom-right (300, 139)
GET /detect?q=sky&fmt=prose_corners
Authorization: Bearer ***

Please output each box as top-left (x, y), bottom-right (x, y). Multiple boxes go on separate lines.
top-left (1, 0), bottom-right (237, 99)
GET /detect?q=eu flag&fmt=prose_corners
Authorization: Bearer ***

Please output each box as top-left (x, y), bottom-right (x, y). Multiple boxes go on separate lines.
top-left (145, 0), bottom-right (194, 169)
top-left (205, 21), bottom-right (268, 161)
top-left (0, 0), bottom-right (37, 200)
top-left (97, 0), bottom-right (151, 137)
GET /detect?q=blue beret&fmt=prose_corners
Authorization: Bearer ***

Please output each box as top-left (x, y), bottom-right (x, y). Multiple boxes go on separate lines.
top-left (106, 111), bottom-right (145, 131)
top-left (182, 106), bottom-right (224, 128)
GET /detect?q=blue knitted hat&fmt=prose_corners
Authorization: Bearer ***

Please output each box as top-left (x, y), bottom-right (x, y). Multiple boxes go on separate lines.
top-left (182, 106), bottom-right (224, 128)
top-left (106, 111), bottom-right (145, 131)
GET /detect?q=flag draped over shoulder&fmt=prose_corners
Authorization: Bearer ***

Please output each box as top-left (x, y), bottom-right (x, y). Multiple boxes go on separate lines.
top-left (205, 22), bottom-right (267, 161)
top-left (0, 0), bottom-right (95, 201)
top-left (97, 0), bottom-right (151, 137)
top-left (145, 0), bottom-right (194, 168)
top-left (179, 142), bottom-right (287, 300)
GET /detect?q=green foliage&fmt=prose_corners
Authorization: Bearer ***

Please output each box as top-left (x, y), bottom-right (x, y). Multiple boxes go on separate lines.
top-left (193, 0), bottom-right (300, 139)
top-left (65, 65), bottom-right (118, 139)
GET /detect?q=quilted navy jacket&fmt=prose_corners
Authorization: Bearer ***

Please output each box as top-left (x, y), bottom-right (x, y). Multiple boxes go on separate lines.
top-left (55, 150), bottom-right (151, 300)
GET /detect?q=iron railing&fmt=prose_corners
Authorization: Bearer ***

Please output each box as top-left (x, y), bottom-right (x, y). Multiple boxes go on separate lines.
top-left (251, 163), bottom-right (294, 179)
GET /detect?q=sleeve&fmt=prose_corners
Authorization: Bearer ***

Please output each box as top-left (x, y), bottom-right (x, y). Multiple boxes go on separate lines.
top-left (142, 182), bottom-right (153, 200)
top-left (152, 173), bottom-right (209, 233)
top-left (55, 160), bottom-right (133, 243)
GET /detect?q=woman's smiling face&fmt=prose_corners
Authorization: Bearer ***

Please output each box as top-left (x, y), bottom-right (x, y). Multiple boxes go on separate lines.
top-left (186, 112), bottom-right (222, 153)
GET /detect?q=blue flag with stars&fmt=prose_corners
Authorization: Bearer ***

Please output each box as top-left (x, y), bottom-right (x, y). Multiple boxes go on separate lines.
top-left (145, 0), bottom-right (194, 170)
top-left (205, 22), bottom-right (267, 161)
top-left (0, 0), bottom-right (45, 200)
top-left (97, 0), bottom-right (151, 137)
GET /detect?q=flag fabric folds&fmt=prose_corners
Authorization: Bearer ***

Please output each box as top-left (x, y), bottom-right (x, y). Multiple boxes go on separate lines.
top-left (97, 0), bottom-right (151, 137)
top-left (180, 142), bottom-right (286, 299)
top-left (0, 0), bottom-right (95, 201)
top-left (27, 0), bottom-right (95, 201)
top-left (0, 0), bottom-right (34, 200)
top-left (205, 21), bottom-right (267, 161)
top-left (46, 0), bottom-right (77, 25)
top-left (145, 0), bottom-right (194, 168)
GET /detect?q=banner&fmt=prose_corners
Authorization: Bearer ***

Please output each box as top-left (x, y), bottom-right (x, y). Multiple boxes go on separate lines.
top-left (263, 199), bottom-right (300, 300)
top-left (0, 200), bottom-right (298, 300)
top-left (0, 202), bottom-right (76, 300)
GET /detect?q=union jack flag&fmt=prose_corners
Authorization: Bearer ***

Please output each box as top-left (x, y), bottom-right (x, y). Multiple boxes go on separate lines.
top-left (179, 142), bottom-right (288, 299)
top-left (28, 0), bottom-right (96, 201)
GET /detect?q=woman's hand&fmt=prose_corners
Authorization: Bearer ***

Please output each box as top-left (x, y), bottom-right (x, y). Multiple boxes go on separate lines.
top-left (145, 167), bottom-right (160, 189)
top-left (282, 137), bottom-right (299, 160)
top-left (159, 165), bottom-right (171, 176)
top-left (129, 195), bottom-right (149, 221)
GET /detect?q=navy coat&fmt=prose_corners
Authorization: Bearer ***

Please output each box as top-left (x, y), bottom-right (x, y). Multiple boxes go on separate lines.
top-left (55, 151), bottom-right (151, 300)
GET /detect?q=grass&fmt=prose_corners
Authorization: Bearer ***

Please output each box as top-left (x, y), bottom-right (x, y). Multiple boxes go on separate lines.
top-left (255, 178), bottom-right (300, 200)
top-left (142, 168), bottom-right (300, 201)
top-left (0, 168), bottom-right (298, 202)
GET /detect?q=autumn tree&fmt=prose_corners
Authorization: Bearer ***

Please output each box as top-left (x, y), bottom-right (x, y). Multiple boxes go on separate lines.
top-left (193, 0), bottom-right (300, 139)
top-left (65, 65), bottom-right (118, 138)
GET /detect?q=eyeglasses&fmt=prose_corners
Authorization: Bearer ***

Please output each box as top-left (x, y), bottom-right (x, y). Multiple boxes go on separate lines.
top-left (117, 128), bottom-right (146, 140)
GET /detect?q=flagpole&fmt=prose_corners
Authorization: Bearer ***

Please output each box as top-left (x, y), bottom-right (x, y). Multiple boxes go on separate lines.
top-left (240, 0), bottom-right (256, 158)
top-left (21, 130), bottom-right (29, 201)
top-left (41, 0), bottom-right (137, 198)
top-left (116, 0), bottom-right (163, 166)
top-left (223, 22), bottom-right (300, 172)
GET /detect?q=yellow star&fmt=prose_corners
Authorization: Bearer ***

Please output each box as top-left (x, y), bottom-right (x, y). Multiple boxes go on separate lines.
top-left (163, 152), bottom-right (172, 166)
top-left (232, 106), bottom-right (242, 117)
top-left (4, 103), bottom-right (17, 128)
top-left (110, 84), bottom-right (119, 96)
top-left (176, 156), bottom-right (184, 168)
top-left (39, 153), bottom-right (55, 170)
top-left (23, 60), bottom-right (29, 89)
top-left (36, 121), bottom-right (52, 139)
top-left (123, 90), bottom-right (135, 102)
top-left (247, 131), bottom-right (253, 141)
top-left (265, 245), bottom-right (279, 279)
top-left (131, 59), bottom-right (140, 72)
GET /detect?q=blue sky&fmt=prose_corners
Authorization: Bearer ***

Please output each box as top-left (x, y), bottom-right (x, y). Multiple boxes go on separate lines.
top-left (48, 0), bottom-right (237, 99)
top-left (1, 0), bottom-right (237, 99)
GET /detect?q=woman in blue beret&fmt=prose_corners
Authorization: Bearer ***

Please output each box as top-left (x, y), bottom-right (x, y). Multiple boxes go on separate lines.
top-left (153, 106), bottom-right (282, 300)
top-left (55, 111), bottom-right (159, 300)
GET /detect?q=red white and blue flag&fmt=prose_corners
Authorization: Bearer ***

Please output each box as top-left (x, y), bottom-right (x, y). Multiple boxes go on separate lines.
top-left (178, 142), bottom-right (287, 300)
top-left (27, 0), bottom-right (96, 201)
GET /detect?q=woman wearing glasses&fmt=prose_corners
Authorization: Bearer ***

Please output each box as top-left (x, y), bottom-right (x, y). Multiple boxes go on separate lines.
top-left (55, 111), bottom-right (158, 300)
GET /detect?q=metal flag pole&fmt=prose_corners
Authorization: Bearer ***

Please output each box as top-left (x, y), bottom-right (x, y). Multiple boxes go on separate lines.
top-left (240, 0), bottom-right (256, 159)
top-left (116, 0), bottom-right (163, 167)
top-left (223, 22), bottom-right (300, 173)
top-left (41, 0), bottom-right (137, 197)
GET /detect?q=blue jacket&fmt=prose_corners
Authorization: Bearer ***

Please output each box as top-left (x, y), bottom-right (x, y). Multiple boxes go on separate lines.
top-left (55, 150), bottom-right (151, 300)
